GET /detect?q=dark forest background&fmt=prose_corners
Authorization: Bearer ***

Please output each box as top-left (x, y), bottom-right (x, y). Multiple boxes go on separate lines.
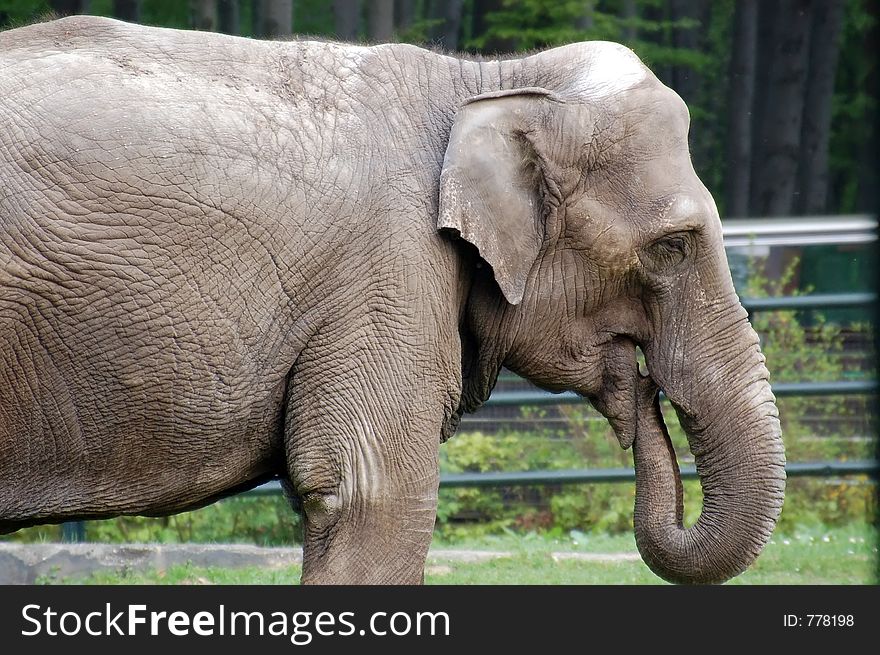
top-left (0, 0), bottom-right (877, 220)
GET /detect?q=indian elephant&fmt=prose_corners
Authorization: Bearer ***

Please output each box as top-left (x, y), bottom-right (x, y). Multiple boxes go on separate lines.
top-left (0, 16), bottom-right (785, 584)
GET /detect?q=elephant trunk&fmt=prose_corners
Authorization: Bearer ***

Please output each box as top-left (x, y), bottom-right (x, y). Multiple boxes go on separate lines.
top-left (632, 322), bottom-right (786, 585)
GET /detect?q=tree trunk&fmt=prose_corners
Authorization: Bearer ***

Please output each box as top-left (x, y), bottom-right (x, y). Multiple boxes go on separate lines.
top-left (748, 0), bottom-right (776, 213)
top-left (724, 0), bottom-right (758, 218)
top-left (621, 0), bottom-right (637, 44)
top-left (750, 0), bottom-right (812, 217)
top-left (49, 0), bottom-right (90, 15)
top-left (669, 0), bottom-right (710, 178)
top-left (796, 0), bottom-right (845, 215)
top-left (444, 0), bottom-right (464, 51)
top-left (639, 1), bottom-right (673, 84)
top-left (394, 0), bottom-right (414, 33)
top-left (471, 0), bottom-right (515, 54)
top-left (251, 0), bottom-right (262, 36)
top-left (575, 0), bottom-right (594, 31)
top-left (190, 0), bottom-right (217, 31)
top-left (218, 0), bottom-right (240, 35)
top-left (856, 0), bottom-right (880, 213)
top-left (429, 0), bottom-right (463, 50)
top-left (367, 0), bottom-right (394, 42)
top-left (334, 0), bottom-right (360, 40)
top-left (669, 0), bottom-right (701, 106)
top-left (113, 0), bottom-right (141, 22)
top-left (259, 0), bottom-right (293, 39)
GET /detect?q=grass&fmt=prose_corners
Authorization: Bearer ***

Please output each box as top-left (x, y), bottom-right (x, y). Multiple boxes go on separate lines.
top-left (33, 523), bottom-right (878, 585)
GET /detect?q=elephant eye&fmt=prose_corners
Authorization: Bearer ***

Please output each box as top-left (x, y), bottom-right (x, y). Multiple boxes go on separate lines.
top-left (641, 232), bottom-right (692, 272)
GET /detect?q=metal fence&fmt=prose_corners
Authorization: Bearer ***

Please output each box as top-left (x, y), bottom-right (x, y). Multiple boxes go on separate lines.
top-left (720, 214), bottom-right (877, 247)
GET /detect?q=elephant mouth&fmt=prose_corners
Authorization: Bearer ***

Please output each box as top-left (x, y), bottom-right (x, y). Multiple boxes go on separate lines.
top-left (587, 336), bottom-right (657, 450)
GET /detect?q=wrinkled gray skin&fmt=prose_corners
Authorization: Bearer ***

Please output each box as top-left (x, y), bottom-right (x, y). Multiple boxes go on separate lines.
top-left (0, 16), bottom-right (784, 584)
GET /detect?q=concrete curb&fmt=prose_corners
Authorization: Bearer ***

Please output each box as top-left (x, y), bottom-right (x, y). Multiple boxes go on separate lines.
top-left (0, 543), bottom-right (302, 584)
top-left (550, 552), bottom-right (641, 563)
top-left (0, 543), bottom-right (524, 583)
top-left (0, 543), bottom-right (638, 583)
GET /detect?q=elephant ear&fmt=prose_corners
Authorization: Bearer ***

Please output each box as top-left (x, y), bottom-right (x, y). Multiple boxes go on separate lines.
top-left (438, 87), bottom-right (558, 305)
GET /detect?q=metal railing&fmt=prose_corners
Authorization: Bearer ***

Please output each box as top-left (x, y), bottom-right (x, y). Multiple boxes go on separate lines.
top-left (437, 460), bottom-right (880, 487)
top-left (238, 460), bottom-right (878, 495)
top-left (741, 292), bottom-right (877, 312)
top-left (721, 214), bottom-right (877, 247)
top-left (483, 380), bottom-right (878, 408)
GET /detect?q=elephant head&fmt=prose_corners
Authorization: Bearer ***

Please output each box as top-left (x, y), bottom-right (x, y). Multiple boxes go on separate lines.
top-left (438, 43), bottom-right (785, 584)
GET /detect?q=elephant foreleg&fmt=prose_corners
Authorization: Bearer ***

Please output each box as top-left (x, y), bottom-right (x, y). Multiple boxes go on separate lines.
top-left (283, 335), bottom-right (450, 585)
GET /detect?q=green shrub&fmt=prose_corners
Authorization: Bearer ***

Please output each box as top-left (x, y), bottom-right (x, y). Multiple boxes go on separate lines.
top-left (6, 495), bottom-right (301, 546)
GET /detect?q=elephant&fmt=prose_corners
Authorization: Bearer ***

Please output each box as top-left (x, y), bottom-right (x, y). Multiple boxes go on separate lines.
top-left (0, 16), bottom-right (785, 585)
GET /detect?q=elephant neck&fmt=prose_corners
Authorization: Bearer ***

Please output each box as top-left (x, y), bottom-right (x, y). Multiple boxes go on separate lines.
top-left (449, 56), bottom-right (539, 99)
top-left (453, 267), bottom-right (514, 423)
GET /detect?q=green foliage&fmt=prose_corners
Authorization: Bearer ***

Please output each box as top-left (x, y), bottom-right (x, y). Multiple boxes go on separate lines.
top-left (466, 0), bottom-right (710, 71)
top-left (688, 0), bottom-right (733, 201)
top-left (436, 429), bottom-right (602, 537)
top-left (0, 0), bottom-right (52, 28)
top-left (434, 416), bottom-right (708, 539)
top-left (744, 255), bottom-right (874, 439)
top-left (741, 256), bottom-right (876, 531)
top-left (7, 495), bottom-right (302, 546)
top-left (829, 0), bottom-right (877, 212)
top-left (37, 562), bottom-right (302, 585)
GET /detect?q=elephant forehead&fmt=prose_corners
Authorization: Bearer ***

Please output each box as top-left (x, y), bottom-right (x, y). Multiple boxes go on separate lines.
top-left (533, 41), bottom-right (648, 100)
top-left (578, 42), bottom-right (648, 98)
top-left (653, 194), bottom-right (704, 228)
